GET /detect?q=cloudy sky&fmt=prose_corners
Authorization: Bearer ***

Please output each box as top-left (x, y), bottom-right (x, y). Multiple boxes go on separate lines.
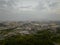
top-left (0, 0), bottom-right (60, 21)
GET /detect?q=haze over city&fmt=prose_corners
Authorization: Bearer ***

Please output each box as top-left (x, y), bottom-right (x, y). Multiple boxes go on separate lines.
top-left (0, 0), bottom-right (60, 21)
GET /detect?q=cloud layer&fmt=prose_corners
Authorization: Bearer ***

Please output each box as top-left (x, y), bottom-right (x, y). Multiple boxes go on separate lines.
top-left (0, 0), bottom-right (60, 21)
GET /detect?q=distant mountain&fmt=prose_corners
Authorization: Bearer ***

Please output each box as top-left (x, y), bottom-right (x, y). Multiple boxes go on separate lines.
top-left (0, 23), bottom-right (7, 27)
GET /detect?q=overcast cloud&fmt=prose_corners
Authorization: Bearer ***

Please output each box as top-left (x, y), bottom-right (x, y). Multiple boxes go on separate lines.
top-left (0, 0), bottom-right (60, 21)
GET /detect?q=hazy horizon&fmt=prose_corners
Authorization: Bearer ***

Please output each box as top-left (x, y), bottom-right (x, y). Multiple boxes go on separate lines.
top-left (0, 0), bottom-right (60, 21)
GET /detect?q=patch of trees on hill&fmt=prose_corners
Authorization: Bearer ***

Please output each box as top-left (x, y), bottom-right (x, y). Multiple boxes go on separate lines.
top-left (0, 30), bottom-right (60, 45)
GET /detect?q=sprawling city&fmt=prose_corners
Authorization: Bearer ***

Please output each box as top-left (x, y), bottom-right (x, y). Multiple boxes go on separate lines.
top-left (0, 21), bottom-right (60, 45)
